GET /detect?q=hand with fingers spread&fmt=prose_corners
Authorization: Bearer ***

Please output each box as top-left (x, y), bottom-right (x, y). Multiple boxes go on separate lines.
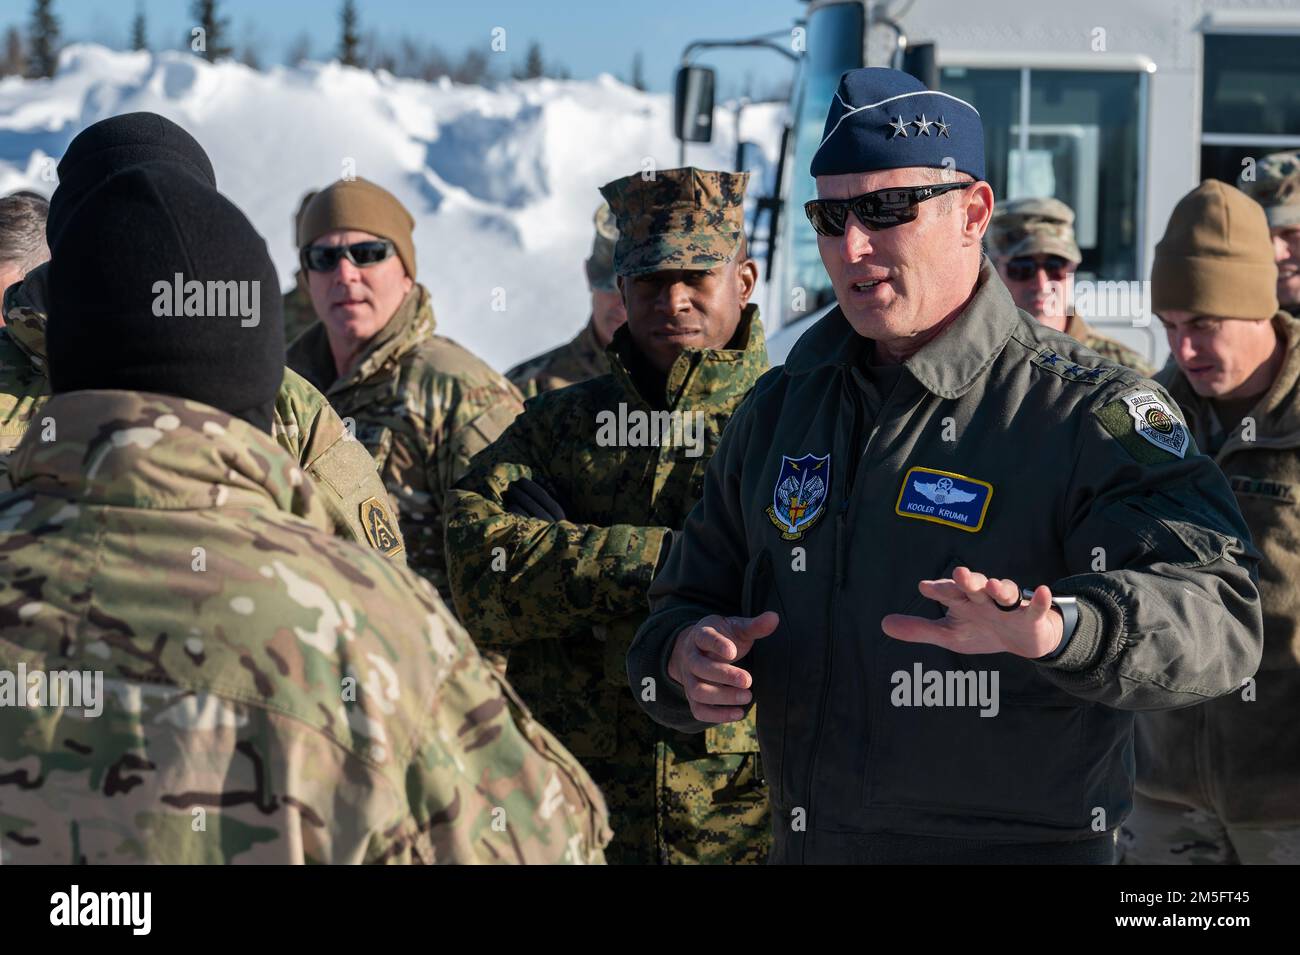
top-left (880, 566), bottom-right (1064, 659)
top-left (667, 611), bottom-right (779, 724)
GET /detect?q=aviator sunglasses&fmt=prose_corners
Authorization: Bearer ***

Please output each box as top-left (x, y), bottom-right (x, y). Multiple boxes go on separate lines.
top-left (302, 239), bottom-right (398, 272)
top-left (804, 181), bottom-right (974, 236)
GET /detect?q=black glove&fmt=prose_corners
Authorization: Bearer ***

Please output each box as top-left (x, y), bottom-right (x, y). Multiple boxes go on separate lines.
top-left (503, 477), bottom-right (567, 522)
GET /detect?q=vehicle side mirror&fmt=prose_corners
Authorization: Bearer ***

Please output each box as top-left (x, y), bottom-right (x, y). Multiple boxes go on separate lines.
top-left (674, 65), bottom-right (716, 143)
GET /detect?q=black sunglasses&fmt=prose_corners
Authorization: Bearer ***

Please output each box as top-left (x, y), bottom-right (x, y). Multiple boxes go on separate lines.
top-left (804, 182), bottom-right (974, 236)
top-left (302, 239), bottom-right (397, 272)
top-left (1004, 255), bottom-right (1071, 282)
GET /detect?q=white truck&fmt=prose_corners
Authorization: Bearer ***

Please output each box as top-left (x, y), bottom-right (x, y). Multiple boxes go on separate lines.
top-left (674, 0), bottom-right (1300, 367)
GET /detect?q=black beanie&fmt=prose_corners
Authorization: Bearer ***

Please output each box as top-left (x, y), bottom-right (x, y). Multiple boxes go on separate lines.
top-left (47, 161), bottom-right (284, 434)
top-left (47, 112), bottom-right (217, 248)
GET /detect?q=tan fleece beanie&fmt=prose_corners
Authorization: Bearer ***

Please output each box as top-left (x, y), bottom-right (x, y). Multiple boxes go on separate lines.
top-left (1151, 179), bottom-right (1278, 320)
top-left (298, 177), bottom-right (417, 280)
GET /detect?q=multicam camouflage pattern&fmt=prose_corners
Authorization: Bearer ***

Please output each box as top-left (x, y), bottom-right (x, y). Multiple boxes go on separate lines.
top-left (446, 307), bottom-right (771, 864)
top-left (507, 321), bottom-right (609, 399)
top-left (600, 167), bottom-right (749, 277)
top-left (282, 270), bottom-right (320, 345)
top-left (288, 284), bottom-right (523, 606)
top-left (584, 202), bottom-right (619, 292)
top-left (1120, 795), bottom-right (1300, 865)
top-left (1064, 313), bottom-right (1155, 376)
top-left (1237, 150), bottom-right (1300, 229)
top-left (988, 196), bottom-right (1083, 263)
top-left (0, 264), bottom-right (402, 556)
top-left (0, 390), bottom-right (610, 863)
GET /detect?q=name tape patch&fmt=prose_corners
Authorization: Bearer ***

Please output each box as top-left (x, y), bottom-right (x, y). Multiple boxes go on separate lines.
top-left (895, 466), bottom-right (993, 533)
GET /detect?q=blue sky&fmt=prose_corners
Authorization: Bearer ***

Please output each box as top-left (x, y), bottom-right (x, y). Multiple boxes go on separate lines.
top-left (0, 0), bottom-right (801, 93)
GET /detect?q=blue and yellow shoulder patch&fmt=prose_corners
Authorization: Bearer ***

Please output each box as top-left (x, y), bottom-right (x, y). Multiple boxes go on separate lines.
top-left (895, 466), bottom-right (993, 533)
top-left (1031, 347), bottom-right (1116, 385)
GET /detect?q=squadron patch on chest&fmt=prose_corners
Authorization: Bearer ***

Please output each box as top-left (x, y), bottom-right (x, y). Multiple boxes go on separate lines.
top-left (895, 466), bottom-right (993, 532)
top-left (766, 453), bottom-right (831, 540)
top-left (360, 495), bottom-right (404, 557)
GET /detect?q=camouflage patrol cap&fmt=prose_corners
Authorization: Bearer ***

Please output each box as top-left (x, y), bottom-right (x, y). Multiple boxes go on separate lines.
top-left (1237, 150), bottom-right (1300, 229)
top-left (584, 202), bottom-right (619, 291)
top-left (988, 197), bottom-right (1082, 263)
top-left (599, 167), bottom-right (748, 277)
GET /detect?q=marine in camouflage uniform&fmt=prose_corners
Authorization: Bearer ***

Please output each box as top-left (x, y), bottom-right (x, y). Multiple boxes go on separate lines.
top-left (1238, 150), bottom-right (1300, 320)
top-left (288, 178), bottom-right (523, 606)
top-left (0, 263), bottom-right (404, 558)
top-left (447, 168), bottom-right (771, 865)
top-left (989, 196), bottom-right (1155, 375)
top-left (508, 203), bottom-right (624, 398)
top-left (0, 391), bottom-right (610, 864)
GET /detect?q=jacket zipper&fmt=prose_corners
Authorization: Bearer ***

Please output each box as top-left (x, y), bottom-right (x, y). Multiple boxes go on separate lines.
top-left (799, 369), bottom-right (874, 862)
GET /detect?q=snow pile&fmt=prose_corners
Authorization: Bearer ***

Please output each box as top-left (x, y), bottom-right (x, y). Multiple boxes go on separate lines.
top-left (0, 44), bottom-right (785, 369)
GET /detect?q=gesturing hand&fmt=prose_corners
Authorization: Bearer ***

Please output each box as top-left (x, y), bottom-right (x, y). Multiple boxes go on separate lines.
top-left (880, 566), bottom-right (1064, 659)
top-left (667, 612), bottom-right (778, 724)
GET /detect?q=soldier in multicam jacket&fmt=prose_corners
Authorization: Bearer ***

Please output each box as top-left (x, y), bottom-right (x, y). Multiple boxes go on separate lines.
top-left (446, 167), bottom-right (771, 865)
top-left (288, 177), bottom-right (523, 606)
top-left (0, 263), bottom-right (405, 558)
top-left (989, 197), bottom-right (1155, 375)
top-left (0, 392), bottom-right (609, 864)
top-left (283, 190), bottom-right (321, 346)
top-left (0, 157), bottom-right (609, 865)
top-left (1238, 150), bottom-right (1300, 320)
top-left (507, 202), bottom-right (626, 397)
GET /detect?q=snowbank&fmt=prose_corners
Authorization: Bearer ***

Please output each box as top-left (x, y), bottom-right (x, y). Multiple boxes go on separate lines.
top-left (0, 44), bottom-right (785, 369)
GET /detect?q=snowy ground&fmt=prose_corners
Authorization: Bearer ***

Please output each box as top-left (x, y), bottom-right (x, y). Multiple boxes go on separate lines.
top-left (0, 44), bottom-right (785, 371)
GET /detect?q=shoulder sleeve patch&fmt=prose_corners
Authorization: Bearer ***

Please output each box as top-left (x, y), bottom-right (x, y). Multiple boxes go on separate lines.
top-left (1030, 347), bottom-right (1117, 386)
top-left (1095, 388), bottom-right (1194, 462)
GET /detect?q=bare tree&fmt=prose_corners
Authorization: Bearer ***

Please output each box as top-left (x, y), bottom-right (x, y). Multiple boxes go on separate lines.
top-left (452, 48), bottom-right (488, 85)
top-left (1, 27), bottom-right (27, 76)
top-left (285, 31), bottom-right (311, 66)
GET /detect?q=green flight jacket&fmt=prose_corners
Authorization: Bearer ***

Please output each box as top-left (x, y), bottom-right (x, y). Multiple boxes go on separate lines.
top-left (1140, 311), bottom-right (1300, 825)
top-left (630, 259), bottom-right (1263, 863)
top-left (446, 306), bottom-right (771, 864)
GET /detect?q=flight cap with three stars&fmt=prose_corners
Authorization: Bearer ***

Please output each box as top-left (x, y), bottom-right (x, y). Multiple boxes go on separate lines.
top-left (810, 67), bottom-right (985, 181)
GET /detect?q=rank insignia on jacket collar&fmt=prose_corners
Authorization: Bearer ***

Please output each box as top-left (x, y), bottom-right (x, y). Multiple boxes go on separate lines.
top-left (896, 466), bottom-right (993, 533)
top-left (766, 452), bottom-right (831, 540)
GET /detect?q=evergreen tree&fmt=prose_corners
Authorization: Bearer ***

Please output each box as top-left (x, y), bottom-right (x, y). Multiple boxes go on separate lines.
top-left (339, 0), bottom-right (360, 67)
top-left (190, 0), bottom-right (232, 62)
top-left (131, 2), bottom-right (147, 51)
top-left (28, 0), bottom-right (59, 78)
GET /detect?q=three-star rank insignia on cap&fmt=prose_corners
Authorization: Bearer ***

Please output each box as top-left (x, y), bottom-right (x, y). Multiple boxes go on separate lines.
top-left (895, 466), bottom-right (993, 533)
top-left (766, 452), bottom-right (831, 540)
top-left (886, 114), bottom-right (952, 139)
top-left (360, 495), bottom-right (404, 557)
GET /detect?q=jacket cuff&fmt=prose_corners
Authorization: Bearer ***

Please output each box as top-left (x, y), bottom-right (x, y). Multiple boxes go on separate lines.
top-left (627, 608), bottom-right (710, 733)
top-left (1036, 594), bottom-right (1108, 673)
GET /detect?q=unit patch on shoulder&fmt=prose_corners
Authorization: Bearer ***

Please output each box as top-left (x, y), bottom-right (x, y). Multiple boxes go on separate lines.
top-left (766, 452), bottom-right (831, 540)
top-left (360, 495), bottom-right (404, 557)
top-left (1094, 388), bottom-right (1192, 463)
top-left (895, 466), bottom-right (993, 533)
top-left (1031, 348), bottom-right (1116, 385)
